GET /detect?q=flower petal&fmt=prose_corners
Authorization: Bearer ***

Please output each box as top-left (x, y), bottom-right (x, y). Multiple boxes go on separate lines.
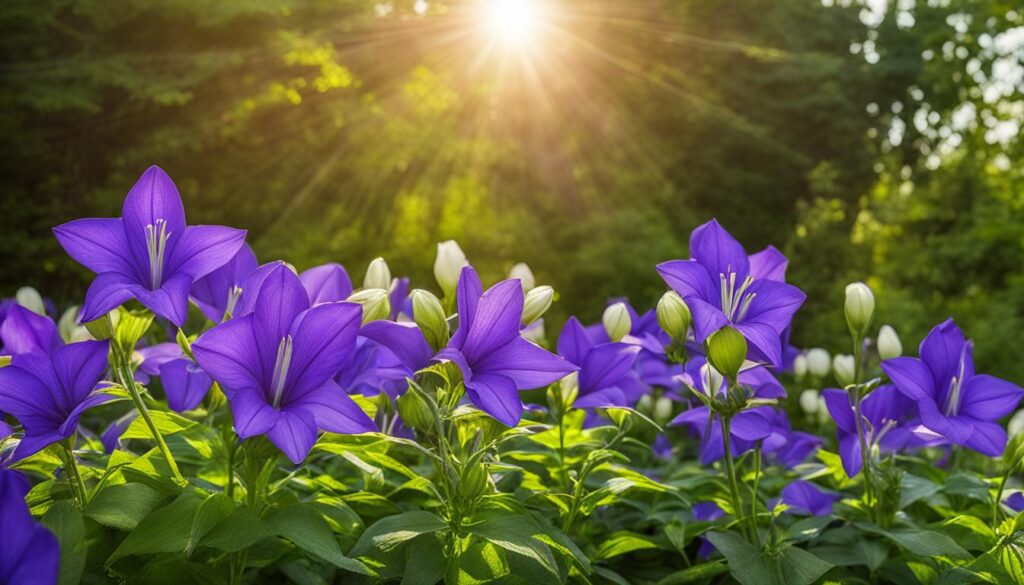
top-left (0, 305), bottom-right (60, 356)
top-left (687, 297), bottom-right (730, 343)
top-left (556, 316), bottom-right (595, 366)
top-left (881, 357), bottom-right (936, 401)
top-left (579, 342), bottom-right (641, 394)
top-left (449, 266), bottom-right (483, 350)
top-left (192, 315), bottom-right (264, 394)
top-left (133, 271), bottom-right (193, 327)
top-left (689, 219), bottom-right (749, 281)
top-left (959, 374), bottom-right (1024, 421)
top-left (656, 260), bottom-right (719, 303)
top-left (748, 245), bottom-right (788, 282)
top-left (252, 264), bottom-right (310, 371)
top-left (733, 321), bottom-right (783, 367)
top-left (465, 372), bottom-right (522, 426)
top-left (286, 301), bottom-right (362, 397)
top-left (741, 279), bottom-right (806, 334)
top-left (964, 420), bottom-right (1007, 456)
top-left (168, 225), bottom-right (247, 281)
top-left (822, 388), bottom-right (857, 434)
top-left (53, 217), bottom-right (138, 277)
top-left (160, 358), bottom-right (212, 412)
top-left (79, 272), bottom-right (138, 323)
top-left (299, 263), bottom-right (353, 305)
top-left (460, 279), bottom-right (523, 363)
top-left (289, 379), bottom-right (376, 435)
top-left (916, 399), bottom-right (974, 445)
top-left (471, 336), bottom-right (577, 390)
top-left (0, 366), bottom-right (51, 420)
top-left (731, 408), bottom-right (773, 441)
top-left (919, 318), bottom-right (967, 391)
top-left (189, 244), bottom-right (259, 322)
top-left (121, 166), bottom-right (187, 275)
top-left (52, 340), bottom-right (111, 404)
top-left (229, 387), bottom-right (279, 438)
top-left (838, 433), bottom-right (862, 477)
top-left (359, 320), bottom-right (434, 372)
top-left (266, 409), bottom-right (318, 465)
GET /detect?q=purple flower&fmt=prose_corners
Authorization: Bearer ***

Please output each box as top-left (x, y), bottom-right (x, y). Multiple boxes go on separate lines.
top-left (0, 468), bottom-right (59, 585)
top-left (781, 481), bottom-right (839, 516)
top-left (881, 319), bottom-right (1024, 456)
top-left (101, 412), bottom-right (137, 454)
top-left (1004, 492), bottom-right (1024, 513)
top-left (557, 317), bottom-right (644, 408)
top-left (0, 305), bottom-right (61, 356)
top-left (189, 243), bottom-right (259, 322)
top-left (657, 219), bottom-right (805, 367)
top-left (389, 277), bottom-right (412, 320)
top-left (435, 267), bottom-right (577, 426)
top-left (759, 410), bottom-right (823, 468)
top-left (822, 384), bottom-right (919, 477)
top-left (352, 320), bottom-right (434, 397)
top-left (138, 343), bottom-right (213, 412)
top-left (693, 502), bottom-right (725, 558)
top-left (299, 263), bottom-right (353, 305)
top-left (192, 264), bottom-right (375, 464)
top-left (0, 340), bottom-right (112, 461)
top-left (53, 166), bottom-right (247, 326)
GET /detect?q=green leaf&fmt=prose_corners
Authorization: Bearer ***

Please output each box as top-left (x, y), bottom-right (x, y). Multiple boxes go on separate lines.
top-left (656, 560), bottom-right (729, 585)
top-left (185, 493), bottom-right (235, 556)
top-left (899, 473), bottom-right (941, 509)
top-left (705, 531), bottom-right (833, 585)
top-left (447, 538), bottom-right (510, 585)
top-left (859, 524), bottom-right (972, 560)
top-left (266, 504), bottom-right (368, 574)
top-left (780, 546), bottom-right (834, 585)
top-left (593, 531), bottom-right (660, 560)
top-left (85, 482), bottom-right (167, 530)
top-left (121, 410), bottom-right (195, 440)
top-left (350, 510), bottom-right (448, 556)
top-left (467, 513), bottom-right (559, 578)
top-left (199, 504), bottom-right (272, 552)
top-left (108, 490), bottom-right (204, 564)
top-left (401, 535), bottom-right (447, 585)
top-left (42, 501), bottom-right (87, 585)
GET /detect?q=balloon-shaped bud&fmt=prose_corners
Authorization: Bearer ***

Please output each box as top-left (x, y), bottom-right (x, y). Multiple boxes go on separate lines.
top-left (411, 289), bottom-right (449, 351)
top-left (793, 354), bottom-right (808, 379)
top-left (16, 286), bottom-right (45, 315)
top-left (656, 291), bottom-right (691, 340)
top-left (833, 354), bottom-right (855, 387)
top-left (397, 388), bottom-right (434, 433)
top-left (1008, 410), bottom-right (1024, 438)
top-left (522, 286), bottom-right (554, 326)
top-left (706, 326), bottom-right (747, 381)
top-left (602, 302), bottom-right (631, 342)
top-left (434, 240), bottom-right (468, 297)
top-left (799, 389), bottom-right (820, 414)
top-left (806, 348), bottom-right (831, 378)
top-left (877, 324), bottom-right (902, 360)
top-left (58, 306), bottom-right (92, 343)
top-left (508, 262), bottom-right (536, 291)
top-left (363, 257), bottom-right (392, 291)
top-left (348, 289), bottom-right (391, 325)
top-left (844, 282), bottom-right (875, 337)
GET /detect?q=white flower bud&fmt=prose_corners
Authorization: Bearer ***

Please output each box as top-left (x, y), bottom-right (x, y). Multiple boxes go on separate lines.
top-left (844, 282), bottom-right (875, 337)
top-left (16, 286), bottom-right (45, 315)
top-left (799, 389), bottom-right (820, 415)
top-left (877, 324), bottom-right (902, 360)
top-left (654, 396), bottom-right (674, 422)
top-left (522, 320), bottom-right (546, 344)
top-left (833, 354), bottom-right (855, 386)
top-left (363, 257), bottom-right (392, 291)
top-left (411, 289), bottom-right (449, 350)
top-left (793, 354), bottom-right (808, 379)
top-left (508, 262), bottom-right (536, 291)
top-left (602, 302), bottom-right (631, 342)
top-left (58, 306), bottom-right (92, 343)
top-left (348, 288), bottom-right (391, 325)
top-left (434, 240), bottom-right (468, 297)
top-left (656, 291), bottom-right (691, 340)
top-left (521, 285), bottom-right (554, 326)
top-left (806, 348), bottom-right (831, 378)
top-left (1008, 410), bottom-right (1024, 438)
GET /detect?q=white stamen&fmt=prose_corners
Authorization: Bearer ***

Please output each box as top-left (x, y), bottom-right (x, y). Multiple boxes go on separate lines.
top-left (270, 335), bottom-right (294, 409)
top-left (144, 219), bottom-right (172, 289)
top-left (223, 285), bottom-right (243, 320)
top-left (718, 269), bottom-right (756, 321)
top-left (944, 343), bottom-right (971, 417)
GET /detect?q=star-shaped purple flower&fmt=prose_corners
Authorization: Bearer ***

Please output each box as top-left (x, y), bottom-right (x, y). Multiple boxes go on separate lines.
top-left (54, 166), bottom-right (247, 326)
top-left (881, 318), bottom-right (1024, 456)
top-left (192, 264), bottom-right (375, 464)
top-left (137, 343), bottom-right (213, 412)
top-left (436, 267), bottom-right (577, 426)
top-left (0, 339), bottom-right (112, 461)
top-left (657, 219), bottom-right (805, 367)
top-left (557, 316), bottom-right (644, 408)
top-left (189, 243), bottom-right (259, 323)
top-left (822, 384), bottom-right (920, 477)
top-left (0, 468), bottom-right (59, 585)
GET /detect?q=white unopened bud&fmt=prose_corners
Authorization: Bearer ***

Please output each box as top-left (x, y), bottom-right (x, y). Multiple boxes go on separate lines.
top-left (654, 396), bottom-right (674, 422)
top-left (806, 348), bottom-right (831, 378)
top-left (845, 282), bottom-right (875, 337)
top-left (411, 289), bottom-right (449, 350)
top-left (799, 389), bottom-right (820, 415)
top-left (1008, 410), bottom-right (1024, 438)
top-left (434, 240), bottom-right (468, 297)
top-left (656, 291), bottom-right (691, 340)
top-left (16, 286), bottom-right (45, 315)
top-left (363, 257), bottom-right (392, 291)
top-left (877, 324), bottom-right (902, 360)
top-left (508, 262), bottom-right (536, 291)
top-left (602, 302), bottom-right (631, 342)
top-left (58, 306), bottom-right (92, 343)
top-left (793, 354), bottom-right (808, 379)
top-left (348, 289), bottom-right (391, 325)
top-left (833, 354), bottom-right (855, 386)
top-left (521, 286), bottom-right (553, 326)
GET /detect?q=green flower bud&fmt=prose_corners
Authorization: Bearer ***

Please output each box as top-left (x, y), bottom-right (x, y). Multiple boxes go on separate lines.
top-left (411, 289), bottom-right (450, 351)
top-left (15, 286), bottom-right (45, 315)
top-left (348, 289), bottom-right (391, 325)
top-left (397, 388), bottom-right (435, 434)
top-left (521, 285), bottom-right (553, 326)
top-left (656, 291), bottom-right (691, 340)
top-left (844, 282), bottom-right (875, 337)
top-left (434, 240), bottom-right (468, 297)
top-left (84, 310), bottom-right (119, 341)
top-left (508, 262), bottom-right (536, 291)
top-left (460, 461), bottom-right (491, 499)
top-left (603, 302), bottom-right (631, 342)
top-left (706, 326), bottom-right (746, 381)
top-left (363, 257), bottom-right (392, 291)
top-left (113, 308), bottom-right (154, 357)
top-left (877, 324), bottom-right (902, 360)
top-left (833, 354), bottom-right (855, 387)
top-left (805, 348), bottom-right (831, 377)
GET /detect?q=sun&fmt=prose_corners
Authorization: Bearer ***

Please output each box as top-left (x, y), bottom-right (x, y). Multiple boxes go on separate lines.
top-left (480, 0), bottom-right (545, 47)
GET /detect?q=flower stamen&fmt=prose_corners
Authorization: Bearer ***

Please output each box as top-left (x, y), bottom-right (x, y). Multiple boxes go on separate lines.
top-left (270, 335), bottom-right (294, 409)
top-left (145, 219), bottom-right (172, 290)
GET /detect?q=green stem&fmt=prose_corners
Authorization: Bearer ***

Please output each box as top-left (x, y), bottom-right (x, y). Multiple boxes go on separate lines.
top-left (992, 466), bottom-right (1013, 532)
top-left (61, 439), bottom-right (89, 508)
top-left (851, 335), bottom-right (875, 522)
top-left (556, 407), bottom-right (570, 492)
top-left (721, 416), bottom-right (749, 541)
top-left (750, 442), bottom-right (763, 547)
top-left (226, 435), bottom-right (238, 499)
top-left (116, 362), bottom-right (184, 483)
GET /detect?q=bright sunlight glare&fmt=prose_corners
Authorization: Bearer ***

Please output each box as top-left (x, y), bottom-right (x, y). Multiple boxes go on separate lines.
top-left (480, 0), bottom-right (544, 46)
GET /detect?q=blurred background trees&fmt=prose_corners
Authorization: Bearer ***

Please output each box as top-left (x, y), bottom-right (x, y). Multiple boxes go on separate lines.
top-left (2, 0), bottom-right (1022, 377)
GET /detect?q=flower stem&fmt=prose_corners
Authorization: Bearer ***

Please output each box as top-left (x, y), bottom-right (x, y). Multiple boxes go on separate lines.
top-left (115, 362), bottom-right (185, 484)
top-left (851, 335), bottom-right (875, 522)
top-left (992, 466), bottom-right (1013, 532)
top-left (60, 438), bottom-right (88, 508)
top-left (749, 442), bottom-right (763, 547)
top-left (721, 416), bottom-right (749, 541)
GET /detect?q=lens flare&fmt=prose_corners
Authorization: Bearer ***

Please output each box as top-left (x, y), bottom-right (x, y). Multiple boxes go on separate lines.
top-left (481, 0), bottom-right (543, 46)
